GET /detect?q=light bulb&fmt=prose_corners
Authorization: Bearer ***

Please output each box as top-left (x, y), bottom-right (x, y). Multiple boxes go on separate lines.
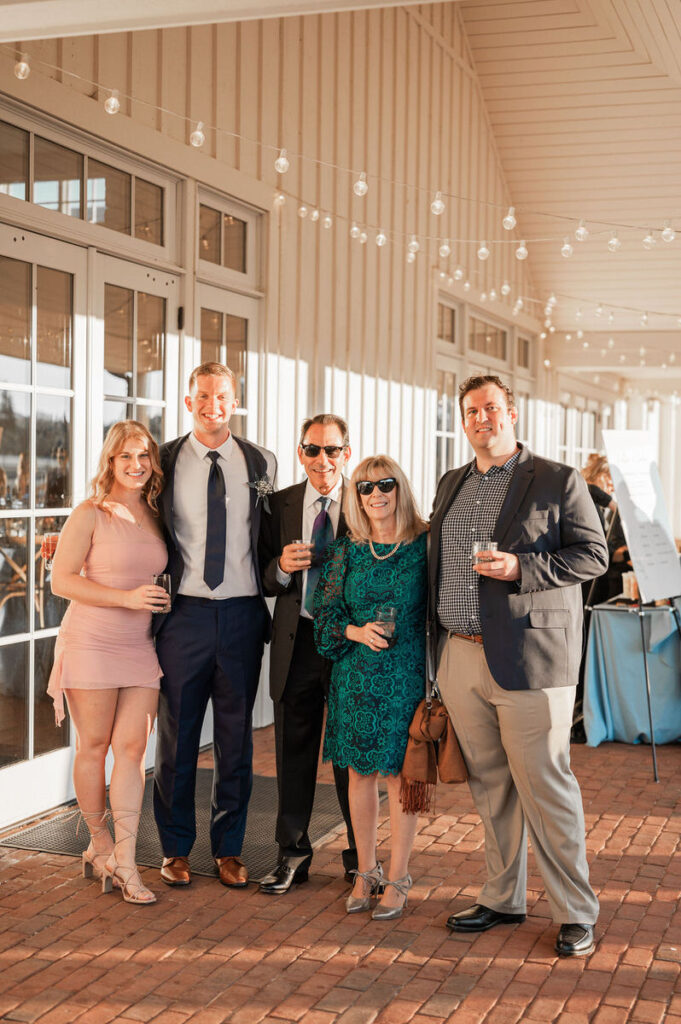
top-left (539, 331), bottom-right (546, 339)
top-left (544, 318), bottom-right (552, 329)
top-left (350, 222), bottom-right (360, 239)
top-left (619, 354), bottom-right (626, 363)
top-left (670, 353), bottom-right (677, 363)
top-left (566, 333), bottom-right (572, 341)
top-left (310, 209), bottom-right (320, 222)
top-left (104, 90), bottom-right (121, 115)
top-left (353, 172), bottom-right (368, 197)
top-left (273, 192), bottom-right (286, 207)
top-left (515, 240), bottom-right (528, 260)
top-left (454, 267), bottom-right (464, 281)
top-left (662, 221), bottom-right (676, 243)
top-left (447, 277), bottom-right (454, 286)
top-left (463, 281), bottom-right (471, 292)
top-left (575, 219), bottom-right (589, 242)
top-left (14, 55), bottom-right (30, 80)
top-left (576, 329), bottom-right (583, 339)
top-left (500, 280), bottom-right (511, 296)
top-left (408, 235), bottom-right (420, 254)
top-left (515, 298), bottom-right (524, 310)
top-left (608, 312), bottom-right (615, 325)
top-left (274, 149), bottom-right (290, 174)
top-left (480, 292), bottom-right (488, 303)
top-left (431, 191), bottom-right (445, 216)
top-left (190, 121), bottom-right (205, 148)
top-left (600, 349), bottom-right (607, 357)
top-left (502, 206), bottom-right (516, 230)
top-left (544, 359), bottom-right (551, 368)
top-left (642, 230), bottom-right (656, 250)
top-left (406, 251), bottom-right (416, 264)
top-left (575, 308), bottom-right (583, 320)
top-left (607, 232), bottom-right (622, 253)
top-left (582, 341), bottom-right (589, 349)
top-left (561, 237), bottom-right (573, 258)
top-left (477, 241), bottom-right (490, 261)
top-left (640, 312), bottom-right (648, 326)
top-left (323, 215), bottom-right (332, 229)
top-left (595, 303), bottom-right (604, 318)
top-left (544, 305), bottom-right (552, 317)
top-left (376, 230), bottom-right (387, 247)
top-left (607, 337), bottom-right (615, 348)
top-left (359, 231), bottom-right (368, 244)
top-left (439, 270), bottom-right (447, 279)
top-left (489, 289), bottom-right (498, 301)
top-left (548, 293), bottom-right (557, 306)
top-left (438, 239), bottom-right (451, 259)
top-left (297, 205), bottom-right (308, 218)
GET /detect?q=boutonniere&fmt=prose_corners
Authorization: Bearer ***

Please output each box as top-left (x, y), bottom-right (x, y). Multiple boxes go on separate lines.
top-left (248, 473), bottom-right (274, 512)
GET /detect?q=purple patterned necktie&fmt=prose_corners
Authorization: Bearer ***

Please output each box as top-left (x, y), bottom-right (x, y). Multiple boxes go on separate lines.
top-left (304, 496), bottom-right (333, 615)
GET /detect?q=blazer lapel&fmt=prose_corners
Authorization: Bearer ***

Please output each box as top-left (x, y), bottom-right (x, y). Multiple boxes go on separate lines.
top-left (493, 446), bottom-right (535, 547)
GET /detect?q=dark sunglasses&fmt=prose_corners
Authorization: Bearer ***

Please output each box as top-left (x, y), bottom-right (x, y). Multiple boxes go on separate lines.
top-left (356, 477), bottom-right (397, 496)
top-left (300, 444), bottom-right (347, 458)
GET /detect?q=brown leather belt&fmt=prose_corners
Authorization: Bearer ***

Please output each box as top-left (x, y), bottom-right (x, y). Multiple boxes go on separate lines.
top-left (449, 631), bottom-right (483, 645)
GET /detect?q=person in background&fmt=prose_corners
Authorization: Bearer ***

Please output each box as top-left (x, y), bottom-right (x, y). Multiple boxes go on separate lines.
top-left (49, 420), bottom-right (169, 905)
top-left (314, 455), bottom-right (428, 921)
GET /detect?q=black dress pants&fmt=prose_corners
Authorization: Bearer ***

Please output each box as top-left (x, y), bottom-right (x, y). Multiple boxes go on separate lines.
top-left (274, 617), bottom-right (357, 872)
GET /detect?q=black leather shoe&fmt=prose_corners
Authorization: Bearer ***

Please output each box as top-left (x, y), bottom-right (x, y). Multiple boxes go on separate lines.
top-left (259, 858), bottom-right (310, 895)
top-left (555, 923), bottom-right (595, 957)
top-left (446, 903), bottom-right (526, 933)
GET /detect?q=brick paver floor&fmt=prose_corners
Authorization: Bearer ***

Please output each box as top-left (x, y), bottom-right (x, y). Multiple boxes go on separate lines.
top-left (1, 728), bottom-right (680, 1024)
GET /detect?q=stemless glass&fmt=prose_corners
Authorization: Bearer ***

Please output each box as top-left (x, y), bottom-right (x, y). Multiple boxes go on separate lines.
top-left (151, 573), bottom-right (171, 613)
top-left (472, 540), bottom-right (498, 565)
top-left (376, 605), bottom-right (398, 648)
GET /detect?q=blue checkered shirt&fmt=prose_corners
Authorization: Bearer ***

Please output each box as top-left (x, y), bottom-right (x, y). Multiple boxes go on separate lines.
top-left (437, 449), bottom-right (521, 634)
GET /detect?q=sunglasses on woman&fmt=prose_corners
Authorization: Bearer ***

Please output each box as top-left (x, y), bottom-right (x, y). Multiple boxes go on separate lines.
top-left (355, 477), bottom-right (398, 496)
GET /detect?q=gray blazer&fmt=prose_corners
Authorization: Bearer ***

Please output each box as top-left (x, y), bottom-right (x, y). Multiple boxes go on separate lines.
top-left (258, 479), bottom-right (348, 701)
top-left (428, 445), bottom-right (608, 691)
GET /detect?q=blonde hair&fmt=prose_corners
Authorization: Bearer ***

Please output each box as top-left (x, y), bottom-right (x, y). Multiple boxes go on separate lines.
top-left (345, 454), bottom-right (427, 544)
top-left (90, 420), bottom-right (163, 513)
top-left (581, 452), bottom-right (611, 489)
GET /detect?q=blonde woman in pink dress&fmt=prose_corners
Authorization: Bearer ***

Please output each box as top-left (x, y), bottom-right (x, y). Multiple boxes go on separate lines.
top-left (49, 421), bottom-right (169, 905)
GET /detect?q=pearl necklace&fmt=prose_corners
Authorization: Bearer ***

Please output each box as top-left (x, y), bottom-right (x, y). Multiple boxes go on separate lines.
top-left (369, 539), bottom-right (402, 560)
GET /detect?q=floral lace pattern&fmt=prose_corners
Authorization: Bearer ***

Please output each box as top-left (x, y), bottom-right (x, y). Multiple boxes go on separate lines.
top-left (314, 533), bottom-right (427, 776)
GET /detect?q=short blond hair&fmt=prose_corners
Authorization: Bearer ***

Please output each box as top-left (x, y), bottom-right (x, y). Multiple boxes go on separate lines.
top-left (345, 454), bottom-right (427, 544)
top-left (90, 420), bottom-right (163, 513)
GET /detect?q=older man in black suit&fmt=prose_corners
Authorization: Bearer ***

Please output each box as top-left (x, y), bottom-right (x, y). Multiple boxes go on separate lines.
top-left (258, 414), bottom-right (357, 894)
top-left (429, 375), bottom-right (608, 957)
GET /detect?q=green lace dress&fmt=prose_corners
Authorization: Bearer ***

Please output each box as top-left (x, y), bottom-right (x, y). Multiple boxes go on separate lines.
top-left (313, 533), bottom-right (427, 776)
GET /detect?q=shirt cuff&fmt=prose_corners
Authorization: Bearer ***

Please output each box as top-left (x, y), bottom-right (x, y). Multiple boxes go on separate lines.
top-left (276, 562), bottom-right (292, 587)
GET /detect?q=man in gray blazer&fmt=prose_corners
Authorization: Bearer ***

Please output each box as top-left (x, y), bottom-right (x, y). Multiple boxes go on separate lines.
top-left (258, 414), bottom-right (357, 894)
top-left (428, 374), bottom-right (608, 957)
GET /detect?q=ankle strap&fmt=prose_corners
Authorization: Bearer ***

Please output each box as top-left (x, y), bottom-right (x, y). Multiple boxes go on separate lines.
top-left (383, 874), bottom-right (412, 898)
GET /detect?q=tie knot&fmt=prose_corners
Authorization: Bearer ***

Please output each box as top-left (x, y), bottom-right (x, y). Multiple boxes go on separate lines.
top-left (318, 496), bottom-right (330, 512)
top-left (207, 451), bottom-right (220, 465)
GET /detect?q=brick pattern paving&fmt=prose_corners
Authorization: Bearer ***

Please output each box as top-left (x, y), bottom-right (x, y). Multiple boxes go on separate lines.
top-left (1, 730), bottom-right (680, 1024)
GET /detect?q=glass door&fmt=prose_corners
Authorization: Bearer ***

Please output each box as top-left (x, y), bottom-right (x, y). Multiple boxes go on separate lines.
top-left (0, 223), bottom-right (87, 827)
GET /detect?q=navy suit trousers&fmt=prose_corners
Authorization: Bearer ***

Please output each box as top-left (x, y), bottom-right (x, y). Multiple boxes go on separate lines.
top-left (153, 594), bottom-right (269, 858)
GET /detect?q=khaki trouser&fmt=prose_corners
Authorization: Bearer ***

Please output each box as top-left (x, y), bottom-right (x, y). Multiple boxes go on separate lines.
top-left (438, 634), bottom-right (598, 924)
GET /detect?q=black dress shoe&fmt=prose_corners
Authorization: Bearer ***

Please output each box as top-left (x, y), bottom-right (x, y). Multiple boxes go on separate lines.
top-left (446, 903), bottom-right (526, 933)
top-left (259, 859), bottom-right (310, 895)
top-left (555, 923), bottom-right (595, 957)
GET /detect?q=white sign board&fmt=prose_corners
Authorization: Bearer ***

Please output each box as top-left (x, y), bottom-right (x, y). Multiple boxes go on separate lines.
top-left (602, 430), bottom-right (681, 603)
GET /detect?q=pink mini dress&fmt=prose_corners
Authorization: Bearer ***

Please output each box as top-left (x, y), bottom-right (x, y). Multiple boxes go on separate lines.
top-left (48, 503), bottom-right (168, 725)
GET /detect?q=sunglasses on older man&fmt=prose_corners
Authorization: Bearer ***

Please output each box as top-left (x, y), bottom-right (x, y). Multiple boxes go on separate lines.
top-left (300, 443), bottom-right (348, 458)
top-left (355, 477), bottom-right (398, 496)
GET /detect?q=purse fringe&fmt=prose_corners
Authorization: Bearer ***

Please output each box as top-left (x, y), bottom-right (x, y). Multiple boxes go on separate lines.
top-left (400, 777), bottom-right (436, 815)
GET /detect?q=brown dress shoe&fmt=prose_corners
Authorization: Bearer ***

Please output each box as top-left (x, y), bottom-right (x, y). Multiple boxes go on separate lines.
top-left (215, 856), bottom-right (249, 888)
top-left (160, 856), bottom-right (191, 886)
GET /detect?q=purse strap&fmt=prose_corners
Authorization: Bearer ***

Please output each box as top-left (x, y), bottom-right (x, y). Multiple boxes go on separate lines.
top-left (425, 531), bottom-right (439, 707)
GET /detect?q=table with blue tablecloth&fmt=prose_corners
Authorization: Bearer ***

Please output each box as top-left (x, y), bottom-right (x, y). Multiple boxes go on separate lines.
top-left (584, 600), bottom-right (681, 747)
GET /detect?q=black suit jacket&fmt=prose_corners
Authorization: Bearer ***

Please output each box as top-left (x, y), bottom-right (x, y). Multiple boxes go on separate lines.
top-left (428, 445), bottom-right (608, 691)
top-left (154, 432), bottom-right (276, 638)
top-left (258, 479), bottom-right (348, 701)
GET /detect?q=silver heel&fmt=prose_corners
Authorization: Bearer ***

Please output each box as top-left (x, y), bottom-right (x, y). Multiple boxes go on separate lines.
top-left (345, 862), bottom-right (384, 914)
top-left (371, 874), bottom-right (412, 920)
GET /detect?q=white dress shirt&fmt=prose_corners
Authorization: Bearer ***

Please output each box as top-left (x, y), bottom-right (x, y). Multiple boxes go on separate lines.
top-left (276, 477), bottom-right (343, 619)
top-left (173, 432), bottom-right (258, 598)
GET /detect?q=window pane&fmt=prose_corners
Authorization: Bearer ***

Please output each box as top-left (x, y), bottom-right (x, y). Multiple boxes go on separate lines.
top-left (0, 520), bottom-right (29, 637)
top-left (438, 303), bottom-right (455, 344)
top-left (34, 635), bottom-right (70, 756)
top-left (0, 390), bottom-right (31, 509)
top-left (135, 178), bottom-right (164, 246)
top-left (103, 400), bottom-right (129, 440)
top-left (135, 405), bottom-right (163, 443)
top-left (200, 307), bottom-right (222, 363)
top-left (0, 255), bottom-right (31, 385)
top-left (0, 120), bottom-right (29, 200)
top-left (223, 214), bottom-right (246, 273)
top-left (36, 394), bottom-right (71, 510)
top-left (34, 137), bottom-right (82, 218)
top-left (36, 267), bottom-right (73, 389)
top-left (87, 159), bottom-right (131, 235)
top-left (35, 514), bottom-right (69, 631)
top-left (199, 205), bottom-right (221, 264)
top-left (137, 293), bottom-right (165, 401)
top-left (0, 641), bottom-right (27, 766)
top-left (225, 315), bottom-right (247, 408)
top-left (104, 285), bottom-right (133, 398)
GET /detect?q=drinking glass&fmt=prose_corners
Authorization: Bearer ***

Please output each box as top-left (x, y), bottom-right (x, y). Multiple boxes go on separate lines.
top-left (151, 573), bottom-right (171, 613)
top-left (376, 604), bottom-right (398, 648)
top-left (472, 540), bottom-right (498, 564)
top-left (40, 533), bottom-right (60, 570)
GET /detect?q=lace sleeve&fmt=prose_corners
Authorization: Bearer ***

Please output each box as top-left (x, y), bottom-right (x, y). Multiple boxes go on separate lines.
top-left (313, 537), bottom-right (354, 661)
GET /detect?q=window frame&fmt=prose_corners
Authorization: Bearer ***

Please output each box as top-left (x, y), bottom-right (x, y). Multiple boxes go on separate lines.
top-left (197, 187), bottom-right (262, 295)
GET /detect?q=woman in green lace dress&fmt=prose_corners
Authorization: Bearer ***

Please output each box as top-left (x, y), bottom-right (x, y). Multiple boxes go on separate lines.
top-left (314, 455), bottom-right (427, 920)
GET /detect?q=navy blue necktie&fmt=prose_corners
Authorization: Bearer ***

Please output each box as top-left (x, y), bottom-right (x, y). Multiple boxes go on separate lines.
top-left (304, 496), bottom-right (334, 615)
top-left (203, 451), bottom-right (226, 590)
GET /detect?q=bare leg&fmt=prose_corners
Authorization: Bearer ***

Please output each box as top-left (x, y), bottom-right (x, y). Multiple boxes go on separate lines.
top-left (376, 773), bottom-right (418, 909)
top-left (347, 767), bottom-right (379, 898)
top-left (65, 688), bottom-right (118, 863)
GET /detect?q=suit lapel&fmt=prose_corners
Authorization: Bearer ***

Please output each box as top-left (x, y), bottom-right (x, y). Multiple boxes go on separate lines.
top-left (493, 446), bottom-right (535, 546)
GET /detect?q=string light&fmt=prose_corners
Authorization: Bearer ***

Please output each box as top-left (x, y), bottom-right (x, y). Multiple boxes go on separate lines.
top-left (608, 311), bottom-right (615, 325)
top-left (430, 191), bottom-right (445, 216)
top-left (310, 209), bottom-right (320, 222)
top-left (454, 267), bottom-right (464, 280)
top-left (576, 308), bottom-right (583, 320)
top-left (353, 172), bottom-right (368, 197)
top-left (565, 333), bottom-right (572, 341)
top-left (463, 281), bottom-right (471, 292)
top-left (575, 219), bottom-right (589, 242)
top-left (607, 337), bottom-right (615, 348)
top-left (189, 121), bottom-right (205, 148)
top-left (273, 192), bottom-right (286, 207)
top-left (642, 230), bottom-right (656, 250)
top-left (406, 251), bottom-right (416, 264)
top-left (477, 241), bottom-right (490, 261)
top-left (350, 222), bottom-right (360, 239)
top-left (607, 232), bottom-right (622, 253)
top-left (480, 292), bottom-right (488, 302)
top-left (640, 312), bottom-right (649, 326)
top-left (489, 288), bottom-right (498, 301)
top-left (297, 205), bottom-right (308, 218)
top-left (662, 221), bottom-right (676, 243)
top-left (323, 215), bottom-right (332, 229)
top-left (104, 90), bottom-right (120, 115)
top-left (576, 329), bottom-right (584, 339)
top-left (14, 53), bottom-right (30, 79)
top-left (376, 230), bottom-right (387, 247)
top-left (515, 240), bottom-right (528, 260)
top-left (595, 303), bottom-right (604, 318)
top-left (501, 281), bottom-right (511, 296)
top-left (502, 207), bottom-right (516, 230)
top-left (359, 231), bottom-right (368, 244)
top-left (274, 149), bottom-right (289, 174)
top-left (561, 237), bottom-right (573, 258)
top-left (438, 239), bottom-right (451, 259)
top-left (407, 235), bottom-right (420, 254)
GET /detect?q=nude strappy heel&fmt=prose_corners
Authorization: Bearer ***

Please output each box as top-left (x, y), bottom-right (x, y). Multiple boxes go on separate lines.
top-left (80, 810), bottom-right (114, 883)
top-left (101, 811), bottom-right (157, 905)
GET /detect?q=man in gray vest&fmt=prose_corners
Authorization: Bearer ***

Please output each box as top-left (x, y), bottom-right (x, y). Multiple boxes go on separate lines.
top-left (428, 374), bottom-right (607, 957)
